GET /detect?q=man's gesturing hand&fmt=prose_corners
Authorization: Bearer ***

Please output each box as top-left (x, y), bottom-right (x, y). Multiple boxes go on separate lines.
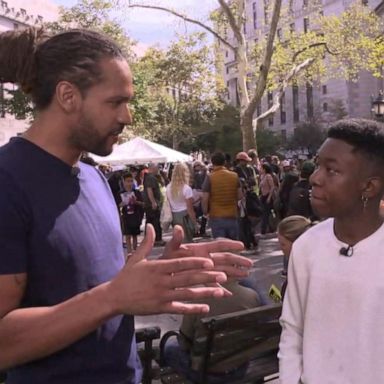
top-left (163, 225), bottom-right (253, 279)
top-left (106, 225), bottom-right (230, 316)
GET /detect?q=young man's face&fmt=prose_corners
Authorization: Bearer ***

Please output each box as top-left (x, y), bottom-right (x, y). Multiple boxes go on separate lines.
top-left (69, 57), bottom-right (134, 156)
top-left (310, 138), bottom-right (367, 219)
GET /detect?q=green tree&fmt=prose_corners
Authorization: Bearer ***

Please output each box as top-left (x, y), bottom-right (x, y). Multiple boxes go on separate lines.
top-left (129, 33), bottom-right (224, 150)
top-left (287, 121), bottom-right (326, 155)
top-left (257, 128), bottom-right (282, 158)
top-left (47, 0), bottom-right (136, 60)
top-left (124, 0), bottom-right (384, 152)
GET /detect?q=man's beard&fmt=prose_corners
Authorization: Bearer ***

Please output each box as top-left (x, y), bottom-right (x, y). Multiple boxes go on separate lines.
top-left (69, 115), bottom-right (124, 156)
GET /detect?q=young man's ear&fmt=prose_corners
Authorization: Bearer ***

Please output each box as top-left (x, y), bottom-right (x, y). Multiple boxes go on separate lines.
top-left (362, 176), bottom-right (384, 200)
top-left (55, 81), bottom-right (82, 113)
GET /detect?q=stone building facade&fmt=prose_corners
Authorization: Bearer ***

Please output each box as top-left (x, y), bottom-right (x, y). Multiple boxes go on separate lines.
top-left (217, 0), bottom-right (383, 142)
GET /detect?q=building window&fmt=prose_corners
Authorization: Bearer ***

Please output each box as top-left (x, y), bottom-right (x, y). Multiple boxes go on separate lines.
top-left (323, 102), bottom-right (328, 112)
top-left (289, 23), bottom-right (295, 33)
top-left (268, 91), bottom-right (274, 126)
top-left (226, 81), bottom-right (230, 99)
top-left (253, 2), bottom-right (257, 29)
top-left (13, 22), bottom-right (19, 29)
top-left (280, 93), bottom-right (286, 124)
top-left (362, 0), bottom-right (368, 5)
top-left (264, 0), bottom-right (269, 25)
top-left (20, 8), bottom-right (26, 16)
top-left (322, 85), bottom-right (327, 94)
top-left (306, 82), bottom-right (314, 119)
top-left (303, 0), bottom-right (308, 7)
top-left (292, 84), bottom-right (299, 122)
top-left (1, 1), bottom-right (8, 9)
top-left (243, 20), bottom-right (247, 35)
top-left (226, 66), bottom-right (229, 74)
top-left (281, 129), bottom-right (287, 143)
top-left (289, 0), bottom-right (294, 12)
top-left (225, 50), bottom-right (229, 58)
top-left (303, 18), bottom-right (309, 33)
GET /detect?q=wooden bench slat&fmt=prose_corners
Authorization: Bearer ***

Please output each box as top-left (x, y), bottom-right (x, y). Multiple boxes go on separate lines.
top-left (158, 303), bottom-right (282, 384)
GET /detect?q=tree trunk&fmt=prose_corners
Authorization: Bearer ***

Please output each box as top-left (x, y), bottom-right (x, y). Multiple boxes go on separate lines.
top-left (172, 134), bottom-right (179, 150)
top-left (240, 111), bottom-right (256, 151)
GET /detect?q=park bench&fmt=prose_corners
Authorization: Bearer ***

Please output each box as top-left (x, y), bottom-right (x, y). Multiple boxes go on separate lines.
top-left (154, 303), bottom-right (282, 384)
top-left (136, 325), bottom-right (162, 384)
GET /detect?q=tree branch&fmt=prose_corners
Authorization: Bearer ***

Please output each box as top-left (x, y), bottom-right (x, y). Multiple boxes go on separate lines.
top-left (125, 3), bottom-right (236, 51)
top-left (292, 41), bottom-right (338, 62)
top-left (217, 0), bottom-right (243, 45)
top-left (253, 57), bottom-right (315, 129)
top-left (244, 0), bottom-right (282, 120)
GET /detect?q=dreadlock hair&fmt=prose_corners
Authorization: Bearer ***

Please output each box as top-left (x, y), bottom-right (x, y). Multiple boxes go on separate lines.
top-left (0, 27), bottom-right (125, 110)
top-left (327, 118), bottom-right (384, 167)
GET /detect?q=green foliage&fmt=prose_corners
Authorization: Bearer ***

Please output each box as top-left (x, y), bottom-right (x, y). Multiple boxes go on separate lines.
top-left (226, 0), bottom-right (383, 150)
top-left (4, 88), bottom-right (34, 120)
top-left (251, 1), bottom-right (384, 94)
top-left (129, 33), bottom-right (224, 149)
top-left (321, 3), bottom-right (384, 81)
top-left (326, 98), bottom-right (348, 122)
top-left (287, 121), bottom-right (326, 155)
top-left (200, 105), bottom-right (242, 154)
top-left (256, 128), bottom-right (282, 158)
top-left (46, 0), bottom-right (136, 60)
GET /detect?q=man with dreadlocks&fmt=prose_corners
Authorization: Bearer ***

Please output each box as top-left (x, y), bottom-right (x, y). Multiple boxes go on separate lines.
top-left (0, 28), bottom-right (252, 383)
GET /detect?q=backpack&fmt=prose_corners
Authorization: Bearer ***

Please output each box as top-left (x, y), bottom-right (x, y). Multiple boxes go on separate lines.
top-left (287, 180), bottom-right (312, 218)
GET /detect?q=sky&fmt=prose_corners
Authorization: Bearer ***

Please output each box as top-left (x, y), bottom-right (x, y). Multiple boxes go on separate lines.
top-left (52, 0), bottom-right (218, 53)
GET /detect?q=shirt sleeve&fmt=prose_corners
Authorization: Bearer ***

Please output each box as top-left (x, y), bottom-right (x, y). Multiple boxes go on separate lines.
top-left (183, 185), bottom-right (193, 200)
top-left (0, 171), bottom-right (30, 274)
top-left (278, 241), bottom-right (308, 384)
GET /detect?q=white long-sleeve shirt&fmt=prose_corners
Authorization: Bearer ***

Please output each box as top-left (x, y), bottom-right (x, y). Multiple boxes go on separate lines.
top-left (279, 218), bottom-right (384, 384)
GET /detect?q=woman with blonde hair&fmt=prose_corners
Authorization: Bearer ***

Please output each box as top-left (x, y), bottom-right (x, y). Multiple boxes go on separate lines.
top-left (278, 215), bottom-right (314, 298)
top-left (166, 163), bottom-right (198, 242)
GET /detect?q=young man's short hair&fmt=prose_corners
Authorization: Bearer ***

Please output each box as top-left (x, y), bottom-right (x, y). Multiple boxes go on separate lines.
top-left (327, 118), bottom-right (384, 167)
top-left (211, 152), bottom-right (225, 166)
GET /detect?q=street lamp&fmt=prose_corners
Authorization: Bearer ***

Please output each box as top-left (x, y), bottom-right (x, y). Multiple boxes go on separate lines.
top-left (372, 90), bottom-right (384, 121)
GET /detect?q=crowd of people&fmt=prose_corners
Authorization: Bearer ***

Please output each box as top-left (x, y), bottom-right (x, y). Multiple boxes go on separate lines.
top-left (91, 148), bottom-right (317, 261)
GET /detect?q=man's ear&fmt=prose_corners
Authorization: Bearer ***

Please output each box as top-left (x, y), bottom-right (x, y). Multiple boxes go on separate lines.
top-left (362, 176), bottom-right (384, 200)
top-left (55, 81), bottom-right (81, 113)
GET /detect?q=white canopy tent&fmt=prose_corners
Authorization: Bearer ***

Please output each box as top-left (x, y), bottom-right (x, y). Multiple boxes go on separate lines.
top-left (90, 137), bottom-right (192, 165)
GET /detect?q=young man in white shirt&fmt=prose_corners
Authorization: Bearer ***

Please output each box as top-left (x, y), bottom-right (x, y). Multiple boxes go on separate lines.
top-left (279, 118), bottom-right (384, 383)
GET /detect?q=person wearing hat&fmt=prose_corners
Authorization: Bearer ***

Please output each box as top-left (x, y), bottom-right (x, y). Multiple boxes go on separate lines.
top-left (234, 152), bottom-right (257, 191)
